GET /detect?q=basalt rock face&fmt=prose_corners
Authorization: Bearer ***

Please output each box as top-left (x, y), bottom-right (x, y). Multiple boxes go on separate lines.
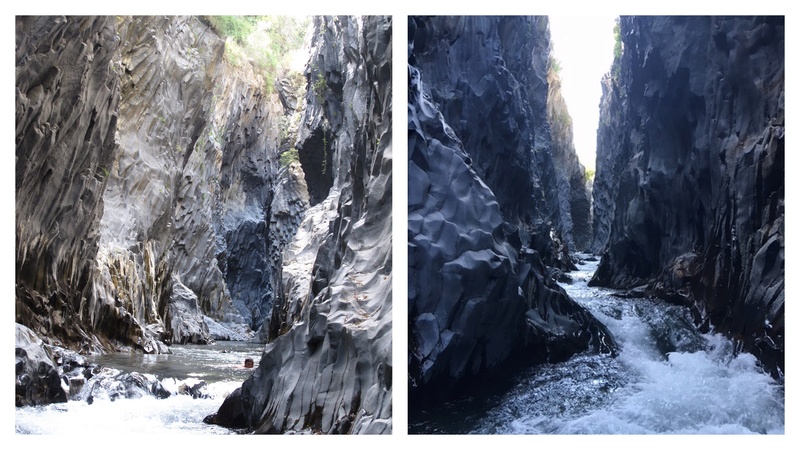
top-left (16, 16), bottom-right (122, 352)
top-left (591, 16), bottom-right (784, 377)
top-left (207, 16), bottom-right (392, 434)
top-left (409, 16), bottom-right (587, 264)
top-left (15, 324), bottom-right (68, 407)
top-left (408, 16), bottom-right (614, 407)
top-left (547, 68), bottom-right (592, 251)
top-left (92, 15), bottom-right (236, 352)
top-left (590, 73), bottom-right (624, 254)
top-left (16, 15), bottom-right (305, 359)
top-left (97, 15), bottom-right (290, 345)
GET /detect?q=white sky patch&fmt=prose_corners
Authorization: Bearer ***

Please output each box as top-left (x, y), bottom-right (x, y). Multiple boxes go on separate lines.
top-left (548, 16), bottom-right (618, 171)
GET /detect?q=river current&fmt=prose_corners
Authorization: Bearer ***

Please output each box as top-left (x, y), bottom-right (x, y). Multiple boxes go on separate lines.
top-left (15, 341), bottom-right (264, 434)
top-left (410, 256), bottom-right (785, 434)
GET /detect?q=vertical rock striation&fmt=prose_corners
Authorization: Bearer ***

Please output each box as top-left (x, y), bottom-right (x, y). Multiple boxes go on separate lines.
top-left (547, 67), bottom-right (593, 251)
top-left (16, 16), bottom-right (122, 351)
top-left (408, 16), bottom-right (614, 407)
top-left (591, 16), bottom-right (784, 377)
top-left (206, 16), bottom-right (392, 434)
top-left (16, 15), bottom-right (314, 385)
top-left (590, 72), bottom-right (624, 254)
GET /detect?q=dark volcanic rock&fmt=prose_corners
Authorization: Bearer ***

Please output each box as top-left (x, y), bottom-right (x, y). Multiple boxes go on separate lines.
top-left (204, 387), bottom-right (250, 429)
top-left (15, 15), bottom-right (299, 366)
top-left (79, 368), bottom-right (170, 402)
top-left (590, 73), bottom-right (625, 254)
top-left (547, 66), bottom-right (593, 252)
top-left (211, 16), bottom-right (393, 435)
top-left (15, 324), bottom-right (68, 407)
top-left (15, 15), bottom-right (122, 350)
top-left (591, 16), bottom-right (784, 377)
top-left (408, 16), bottom-right (615, 407)
top-left (409, 16), bottom-right (585, 264)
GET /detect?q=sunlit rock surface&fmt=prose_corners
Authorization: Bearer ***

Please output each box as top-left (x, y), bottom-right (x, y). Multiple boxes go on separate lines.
top-left (206, 16), bottom-right (392, 434)
top-left (591, 16), bottom-right (784, 377)
top-left (547, 68), bottom-right (592, 251)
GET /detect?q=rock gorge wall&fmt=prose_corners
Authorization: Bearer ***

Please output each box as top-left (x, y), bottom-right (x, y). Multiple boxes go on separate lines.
top-left (408, 16), bottom-right (613, 407)
top-left (547, 67), bottom-right (593, 251)
top-left (16, 16), bottom-right (307, 359)
top-left (591, 16), bottom-right (784, 377)
top-left (205, 16), bottom-right (392, 434)
top-left (16, 16), bottom-right (123, 352)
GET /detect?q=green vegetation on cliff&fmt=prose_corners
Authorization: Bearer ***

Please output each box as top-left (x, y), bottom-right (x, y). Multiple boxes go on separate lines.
top-left (612, 17), bottom-right (622, 79)
top-left (280, 148), bottom-right (299, 167)
top-left (205, 16), bottom-right (309, 93)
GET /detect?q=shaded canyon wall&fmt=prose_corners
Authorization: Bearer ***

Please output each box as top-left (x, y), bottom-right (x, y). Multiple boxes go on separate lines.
top-left (591, 16), bottom-right (784, 377)
top-left (408, 16), bottom-right (612, 407)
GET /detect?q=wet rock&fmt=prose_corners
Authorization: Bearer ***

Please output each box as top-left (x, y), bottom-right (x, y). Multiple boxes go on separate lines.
top-left (178, 379), bottom-right (208, 398)
top-left (15, 324), bottom-right (67, 407)
top-left (591, 16), bottom-right (784, 377)
top-left (80, 368), bottom-right (170, 402)
top-left (203, 387), bottom-right (249, 429)
top-left (46, 345), bottom-right (97, 398)
top-left (548, 268), bottom-right (573, 284)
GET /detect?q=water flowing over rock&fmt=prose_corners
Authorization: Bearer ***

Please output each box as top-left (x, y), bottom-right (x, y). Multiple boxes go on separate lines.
top-left (590, 16), bottom-right (784, 378)
top-left (408, 16), bottom-right (614, 408)
top-left (205, 16), bottom-right (392, 434)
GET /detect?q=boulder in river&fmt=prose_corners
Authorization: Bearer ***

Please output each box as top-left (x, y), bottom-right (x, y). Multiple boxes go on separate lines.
top-left (15, 324), bottom-right (67, 407)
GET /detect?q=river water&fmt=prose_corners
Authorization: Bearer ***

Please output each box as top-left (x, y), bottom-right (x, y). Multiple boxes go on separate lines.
top-left (15, 341), bottom-right (264, 434)
top-left (410, 256), bottom-right (785, 434)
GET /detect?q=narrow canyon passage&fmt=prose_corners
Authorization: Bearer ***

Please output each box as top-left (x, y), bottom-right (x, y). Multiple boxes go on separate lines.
top-left (410, 257), bottom-right (785, 434)
top-left (408, 15), bottom-right (783, 435)
top-left (16, 15), bottom-right (392, 435)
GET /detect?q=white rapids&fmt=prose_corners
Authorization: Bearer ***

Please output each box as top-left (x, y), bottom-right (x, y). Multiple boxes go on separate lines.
top-left (410, 255), bottom-right (784, 434)
top-left (15, 341), bottom-right (263, 435)
top-left (476, 256), bottom-right (784, 434)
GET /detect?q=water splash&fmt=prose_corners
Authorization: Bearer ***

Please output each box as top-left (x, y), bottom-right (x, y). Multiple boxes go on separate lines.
top-left (15, 341), bottom-right (263, 434)
top-left (412, 256), bottom-right (785, 434)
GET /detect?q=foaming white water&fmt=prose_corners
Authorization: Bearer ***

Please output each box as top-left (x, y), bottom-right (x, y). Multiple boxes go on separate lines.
top-left (15, 380), bottom-right (239, 434)
top-left (16, 342), bottom-right (262, 434)
top-left (478, 256), bottom-right (784, 434)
